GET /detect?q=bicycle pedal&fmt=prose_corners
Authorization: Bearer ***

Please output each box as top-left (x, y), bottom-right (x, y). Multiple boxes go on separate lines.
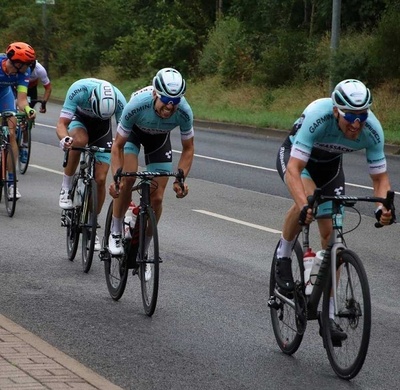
top-left (99, 250), bottom-right (110, 262)
top-left (267, 296), bottom-right (281, 310)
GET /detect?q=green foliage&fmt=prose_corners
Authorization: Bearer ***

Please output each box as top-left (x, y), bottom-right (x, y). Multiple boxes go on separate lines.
top-left (198, 17), bottom-right (253, 82)
top-left (255, 29), bottom-right (309, 87)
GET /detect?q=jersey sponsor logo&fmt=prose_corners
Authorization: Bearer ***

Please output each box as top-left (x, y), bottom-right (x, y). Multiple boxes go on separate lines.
top-left (69, 88), bottom-right (83, 100)
top-left (125, 103), bottom-right (152, 121)
top-left (177, 107), bottom-right (190, 121)
top-left (138, 126), bottom-right (169, 135)
top-left (315, 143), bottom-right (355, 153)
top-left (308, 113), bottom-right (333, 133)
top-left (364, 122), bottom-right (381, 144)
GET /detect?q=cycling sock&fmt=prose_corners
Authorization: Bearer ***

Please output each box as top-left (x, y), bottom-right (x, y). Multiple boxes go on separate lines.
top-left (277, 236), bottom-right (296, 258)
top-left (111, 216), bottom-right (124, 235)
top-left (8, 173), bottom-right (14, 182)
top-left (329, 297), bottom-right (334, 319)
top-left (62, 174), bottom-right (74, 189)
top-left (144, 235), bottom-right (152, 254)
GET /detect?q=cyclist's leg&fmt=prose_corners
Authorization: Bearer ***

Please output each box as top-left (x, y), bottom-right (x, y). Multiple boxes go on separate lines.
top-left (59, 122), bottom-right (88, 209)
top-left (3, 89), bottom-right (20, 198)
top-left (109, 138), bottom-right (139, 255)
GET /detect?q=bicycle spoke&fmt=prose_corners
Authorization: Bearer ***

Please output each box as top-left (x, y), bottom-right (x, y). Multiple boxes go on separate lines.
top-left (4, 144), bottom-right (17, 217)
top-left (322, 249), bottom-right (371, 380)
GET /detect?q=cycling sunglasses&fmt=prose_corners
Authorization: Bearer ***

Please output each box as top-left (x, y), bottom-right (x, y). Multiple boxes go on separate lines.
top-left (157, 93), bottom-right (181, 106)
top-left (337, 108), bottom-right (368, 123)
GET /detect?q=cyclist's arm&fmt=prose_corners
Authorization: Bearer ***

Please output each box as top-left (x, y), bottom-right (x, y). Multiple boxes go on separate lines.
top-left (177, 136), bottom-right (194, 179)
top-left (42, 82), bottom-right (52, 103)
top-left (109, 132), bottom-right (128, 197)
top-left (370, 171), bottom-right (393, 225)
top-left (56, 116), bottom-right (72, 141)
top-left (285, 156), bottom-right (309, 210)
top-left (16, 87), bottom-right (35, 119)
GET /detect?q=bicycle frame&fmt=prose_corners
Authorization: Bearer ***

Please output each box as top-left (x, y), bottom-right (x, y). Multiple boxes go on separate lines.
top-left (305, 190), bottom-right (395, 319)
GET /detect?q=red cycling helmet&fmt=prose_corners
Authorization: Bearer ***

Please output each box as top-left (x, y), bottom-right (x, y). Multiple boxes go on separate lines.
top-left (6, 42), bottom-right (36, 64)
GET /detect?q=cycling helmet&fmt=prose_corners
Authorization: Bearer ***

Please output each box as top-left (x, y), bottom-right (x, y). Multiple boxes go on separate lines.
top-left (6, 42), bottom-right (36, 64)
top-left (153, 68), bottom-right (186, 98)
top-left (90, 81), bottom-right (117, 119)
top-left (331, 79), bottom-right (372, 110)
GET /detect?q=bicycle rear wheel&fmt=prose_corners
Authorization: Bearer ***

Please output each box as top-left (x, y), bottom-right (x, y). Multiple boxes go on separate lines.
top-left (66, 175), bottom-right (80, 261)
top-left (321, 249), bottom-right (371, 380)
top-left (269, 239), bottom-right (305, 355)
top-left (81, 179), bottom-right (98, 273)
top-left (3, 144), bottom-right (17, 217)
top-left (139, 206), bottom-right (159, 317)
top-left (104, 201), bottom-right (129, 300)
top-left (18, 121), bottom-right (32, 175)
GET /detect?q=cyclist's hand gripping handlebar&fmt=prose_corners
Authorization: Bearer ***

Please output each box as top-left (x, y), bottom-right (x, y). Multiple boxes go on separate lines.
top-left (375, 190), bottom-right (396, 228)
top-left (299, 189), bottom-right (321, 225)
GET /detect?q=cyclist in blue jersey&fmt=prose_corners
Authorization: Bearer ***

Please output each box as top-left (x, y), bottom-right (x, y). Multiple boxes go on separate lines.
top-left (56, 78), bottom-right (127, 250)
top-left (275, 79), bottom-right (394, 340)
top-left (0, 42), bottom-right (36, 199)
top-left (108, 68), bottom-right (194, 255)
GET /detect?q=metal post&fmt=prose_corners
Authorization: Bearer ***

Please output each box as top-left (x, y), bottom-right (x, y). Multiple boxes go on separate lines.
top-left (329, 0), bottom-right (341, 93)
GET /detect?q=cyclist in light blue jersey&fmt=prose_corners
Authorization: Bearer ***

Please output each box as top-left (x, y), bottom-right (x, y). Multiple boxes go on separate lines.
top-left (56, 78), bottom-right (127, 250)
top-left (274, 79), bottom-right (394, 340)
top-left (108, 68), bottom-right (194, 255)
top-left (0, 42), bottom-right (36, 199)
top-left (276, 79), bottom-right (394, 287)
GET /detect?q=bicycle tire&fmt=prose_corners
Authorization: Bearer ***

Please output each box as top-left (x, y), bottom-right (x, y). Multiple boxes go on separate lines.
top-left (104, 201), bottom-right (129, 300)
top-left (3, 144), bottom-right (17, 217)
top-left (66, 174), bottom-right (80, 261)
top-left (81, 179), bottom-right (98, 273)
top-left (269, 239), bottom-right (305, 355)
top-left (18, 120), bottom-right (32, 175)
top-left (138, 206), bottom-right (159, 316)
top-left (321, 249), bottom-right (371, 380)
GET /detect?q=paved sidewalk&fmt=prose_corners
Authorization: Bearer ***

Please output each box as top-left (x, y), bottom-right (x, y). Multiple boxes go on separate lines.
top-left (0, 315), bottom-right (123, 390)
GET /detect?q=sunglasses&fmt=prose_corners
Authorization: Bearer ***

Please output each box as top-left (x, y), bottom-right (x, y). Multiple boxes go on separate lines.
top-left (338, 108), bottom-right (368, 123)
top-left (158, 94), bottom-right (181, 105)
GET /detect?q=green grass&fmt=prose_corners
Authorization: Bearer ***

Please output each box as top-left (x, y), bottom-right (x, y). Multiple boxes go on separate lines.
top-left (51, 74), bottom-right (400, 145)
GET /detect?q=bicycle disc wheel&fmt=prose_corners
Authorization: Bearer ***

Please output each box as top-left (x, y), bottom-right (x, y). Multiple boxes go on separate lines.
top-left (3, 144), bottom-right (17, 217)
top-left (139, 206), bottom-right (159, 317)
top-left (269, 239), bottom-right (305, 355)
top-left (81, 179), bottom-right (98, 273)
top-left (104, 201), bottom-right (129, 300)
top-left (66, 175), bottom-right (80, 261)
top-left (321, 249), bottom-right (371, 380)
top-left (18, 121), bottom-right (31, 175)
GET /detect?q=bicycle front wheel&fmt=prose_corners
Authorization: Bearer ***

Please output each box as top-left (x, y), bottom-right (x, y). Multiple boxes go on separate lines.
top-left (81, 179), bottom-right (98, 273)
top-left (66, 175), bottom-right (80, 261)
top-left (269, 239), bottom-right (305, 355)
top-left (321, 249), bottom-right (371, 380)
top-left (104, 201), bottom-right (129, 300)
top-left (139, 206), bottom-right (159, 317)
top-left (18, 121), bottom-right (32, 175)
top-left (3, 144), bottom-right (17, 217)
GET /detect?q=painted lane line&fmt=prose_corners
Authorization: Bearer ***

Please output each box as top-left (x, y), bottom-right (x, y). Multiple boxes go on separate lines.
top-left (193, 209), bottom-right (281, 234)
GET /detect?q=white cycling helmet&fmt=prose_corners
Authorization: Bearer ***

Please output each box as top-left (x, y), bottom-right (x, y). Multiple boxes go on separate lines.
top-left (91, 81), bottom-right (117, 119)
top-left (152, 68), bottom-right (186, 98)
top-left (331, 79), bottom-right (372, 111)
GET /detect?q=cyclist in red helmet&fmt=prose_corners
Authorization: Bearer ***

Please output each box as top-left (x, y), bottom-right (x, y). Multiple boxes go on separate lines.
top-left (0, 42), bottom-right (37, 199)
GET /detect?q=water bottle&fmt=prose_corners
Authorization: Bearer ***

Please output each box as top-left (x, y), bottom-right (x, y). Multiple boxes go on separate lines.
top-left (303, 248), bottom-right (316, 295)
top-left (124, 202), bottom-right (138, 239)
top-left (310, 250), bottom-right (325, 286)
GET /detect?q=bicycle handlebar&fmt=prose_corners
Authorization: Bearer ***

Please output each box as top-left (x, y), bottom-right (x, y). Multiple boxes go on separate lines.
top-left (304, 188), bottom-right (396, 228)
top-left (114, 168), bottom-right (185, 192)
top-left (62, 145), bottom-right (112, 168)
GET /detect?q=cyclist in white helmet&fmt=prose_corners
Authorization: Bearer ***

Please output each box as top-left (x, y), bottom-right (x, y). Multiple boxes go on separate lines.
top-left (108, 67), bottom-right (194, 255)
top-left (56, 78), bottom-right (127, 250)
top-left (274, 79), bottom-right (394, 340)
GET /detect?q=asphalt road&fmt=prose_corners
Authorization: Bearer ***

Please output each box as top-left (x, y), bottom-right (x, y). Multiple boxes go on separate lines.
top-left (0, 102), bottom-right (399, 390)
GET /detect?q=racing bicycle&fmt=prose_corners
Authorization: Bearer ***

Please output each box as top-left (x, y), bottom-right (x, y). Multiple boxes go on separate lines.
top-left (100, 168), bottom-right (185, 316)
top-left (61, 145), bottom-right (111, 273)
top-left (268, 189), bottom-right (396, 379)
top-left (0, 111), bottom-right (18, 217)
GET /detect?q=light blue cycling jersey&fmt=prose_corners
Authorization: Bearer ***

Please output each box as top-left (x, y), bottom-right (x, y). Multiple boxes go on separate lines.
top-left (0, 54), bottom-right (30, 107)
top-left (60, 78), bottom-right (126, 123)
top-left (117, 86), bottom-right (194, 140)
top-left (290, 98), bottom-right (386, 175)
